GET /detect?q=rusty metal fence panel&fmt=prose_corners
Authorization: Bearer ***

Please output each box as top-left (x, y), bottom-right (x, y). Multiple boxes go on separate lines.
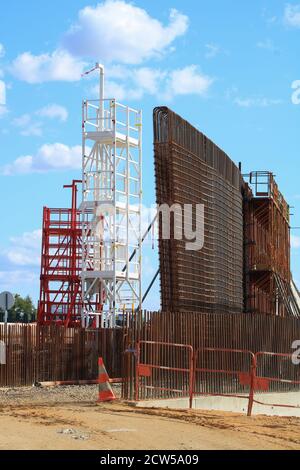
top-left (0, 324), bottom-right (124, 386)
top-left (124, 310), bottom-right (300, 353)
top-left (193, 348), bottom-right (255, 415)
top-left (252, 352), bottom-right (300, 411)
top-left (136, 341), bottom-right (193, 402)
top-left (122, 311), bottom-right (300, 401)
top-left (0, 324), bottom-right (37, 386)
top-left (134, 343), bottom-right (255, 413)
top-left (133, 344), bottom-right (300, 416)
top-left (2, 311), bottom-right (300, 399)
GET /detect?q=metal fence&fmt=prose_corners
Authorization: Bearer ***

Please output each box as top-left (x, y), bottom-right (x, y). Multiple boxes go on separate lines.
top-left (134, 344), bottom-right (257, 415)
top-left (252, 351), bottom-right (300, 410)
top-left (136, 341), bottom-right (193, 402)
top-left (122, 310), bottom-right (300, 406)
top-left (0, 324), bottom-right (124, 386)
top-left (133, 342), bottom-right (300, 416)
top-left (124, 310), bottom-right (300, 352)
top-left (2, 310), bottom-right (300, 400)
top-left (193, 347), bottom-right (255, 415)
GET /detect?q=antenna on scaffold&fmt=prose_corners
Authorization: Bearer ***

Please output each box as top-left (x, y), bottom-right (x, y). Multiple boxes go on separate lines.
top-left (81, 63), bottom-right (105, 130)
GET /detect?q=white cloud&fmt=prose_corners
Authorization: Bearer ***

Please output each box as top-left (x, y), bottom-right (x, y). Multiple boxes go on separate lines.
top-left (0, 79), bottom-right (7, 117)
top-left (256, 39), bottom-right (277, 52)
top-left (5, 229), bottom-right (42, 267)
top-left (0, 79), bottom-right (6, 105)
top-left (0, 270), bottom-right (39, 292)
top-left (10, 49), bottom-right (87, 84)
top-left (36, 104), bottom-right (68, 122)
top-left (0, 105), bottom-right (7, 116)
top-left (96, 65), bottom-right (212, 101)
top-left (291, 235), bottom-right (300, 249)
top-left (166, 65), bottom-right (213, 98)
top-left (12, 104), bottom-right (68, 137)
top-left (2, 142), bottom-right (82, 174)
top-left (20, 125), bottom-right (43, 137)
top-left (105, 64), bottom-right (131, 80)
top-left (0, 106), bottom-right (6, 117)
top-left (0, 43), bottom-right (5, 58)
top-left (13, 113), bottom-right (43, 136)
top-left (284, 4), bottom-right (300, 28)
top-left (261, 8), bottom-right (277, 25)
top-left (98, 67), bottom-right (166, 101)
top-left (133, 67), bottom-right (165, 96)
top-left (227, 87), bottom-right (283, 108)
top-left (0, 229), bottom-right (42, 295)
top-left (63, 0), bottom-right (188, 64)
top-left (205, 43), bottom-right (220, 59)
top-left (104, 81), bottom-right (126, 101)
top-left (234, 96), bottom-right (282, 108)
top-left (108, 67), bottom-right (166, 100)
top-left (13, 114), bottom-right (31, 127)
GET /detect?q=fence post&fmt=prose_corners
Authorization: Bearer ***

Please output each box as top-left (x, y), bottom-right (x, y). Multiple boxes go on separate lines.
top-left (189, 347), bottom-right (194, 409)
top-left (135, 341), bottom-right (140, 401)
top-left (247, 353), bottom-right (257, 416)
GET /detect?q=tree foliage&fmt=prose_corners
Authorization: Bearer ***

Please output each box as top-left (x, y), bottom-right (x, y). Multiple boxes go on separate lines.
top-left (0, 294), bottom-right (37, 323)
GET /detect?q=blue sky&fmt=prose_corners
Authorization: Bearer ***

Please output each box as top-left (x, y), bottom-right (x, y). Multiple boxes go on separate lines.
top-left (0, 0), bottom-right (300, 308)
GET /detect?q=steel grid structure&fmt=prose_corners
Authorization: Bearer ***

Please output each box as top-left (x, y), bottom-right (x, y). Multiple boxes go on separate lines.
top-left (81, 65), bottom-right (142, 327)
top-left (153, 107), bottom-right (244, 314)
top-left (243, 171), bottom-right (299, 317)
top-left (38, 181), bottom-right (83, 326)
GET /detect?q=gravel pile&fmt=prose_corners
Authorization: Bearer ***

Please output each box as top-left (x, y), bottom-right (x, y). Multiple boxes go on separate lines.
top-left (0, 383), bottom-right (121, 406)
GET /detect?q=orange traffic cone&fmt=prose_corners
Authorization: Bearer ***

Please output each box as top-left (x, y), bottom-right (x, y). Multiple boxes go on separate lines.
top-left (97, 357), bottom-right (116, 402)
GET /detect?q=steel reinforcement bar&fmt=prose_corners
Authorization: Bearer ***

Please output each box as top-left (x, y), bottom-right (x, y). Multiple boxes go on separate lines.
top-left (153, 106), bottom-right (244, 314)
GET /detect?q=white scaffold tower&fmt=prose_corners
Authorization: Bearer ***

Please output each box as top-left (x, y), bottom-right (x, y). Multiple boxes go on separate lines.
top-left (81, 64), bottom-right (142, 327)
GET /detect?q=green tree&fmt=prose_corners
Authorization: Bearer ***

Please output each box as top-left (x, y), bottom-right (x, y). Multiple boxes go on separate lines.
top-left (0, 294), bottom-right (37, 323)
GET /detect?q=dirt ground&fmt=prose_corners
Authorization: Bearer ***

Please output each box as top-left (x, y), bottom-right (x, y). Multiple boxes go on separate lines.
top-left (0, 385), bottom-right (299, 450)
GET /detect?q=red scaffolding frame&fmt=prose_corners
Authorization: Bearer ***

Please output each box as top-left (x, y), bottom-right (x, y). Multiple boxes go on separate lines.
top-left (37, 180), bottom-right (83, 327)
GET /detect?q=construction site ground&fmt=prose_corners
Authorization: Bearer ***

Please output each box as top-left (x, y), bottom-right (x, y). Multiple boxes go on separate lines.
top-left (0, 385), bottom-right (299, 450)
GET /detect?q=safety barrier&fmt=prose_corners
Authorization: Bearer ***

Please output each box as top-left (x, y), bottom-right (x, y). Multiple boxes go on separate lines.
top-left (134, 343), bottom-right (300, 416)
top-left (135, 341), bottom-right (194, 403)
top-left (252, 351), bottom-right (300, 411)
top-left (193, 348), bottom-right (256, 416)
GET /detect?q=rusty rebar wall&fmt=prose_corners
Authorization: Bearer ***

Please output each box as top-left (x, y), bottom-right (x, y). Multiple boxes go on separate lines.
top-left (243, 172), bottom-right (292, 316)
top-left (153, 107), bottom-right (244, 314)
